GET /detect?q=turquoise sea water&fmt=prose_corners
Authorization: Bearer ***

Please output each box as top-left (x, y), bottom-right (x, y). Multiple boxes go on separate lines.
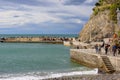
top-left (0, 43), bottom-right (81, 73)
top-left (0, 34), bottom-right (96, 80)
top-left (0, 34), bottom-right (78, 38)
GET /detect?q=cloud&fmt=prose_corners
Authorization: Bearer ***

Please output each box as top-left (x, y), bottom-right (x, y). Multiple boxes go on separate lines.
top-left (0, 0), bottom-right (53, 6)
top-left (0, 3), bottom-right (91, 27)
top-left (84, 0), bottom-right (98, 5)
top-left (0, 10), bottom-right (60, 27)
top-left (64, 0), bottom-right (97, 5)
top-left (84, 0), bottom-right (96, 3)
top-left (0, 0), bottom-right (98, 33)
top-left (64, 0), bottom-right (84, 5)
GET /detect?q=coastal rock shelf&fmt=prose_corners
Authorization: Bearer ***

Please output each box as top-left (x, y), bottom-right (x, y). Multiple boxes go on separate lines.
top-left (0, 37), bottom-right (72, 44)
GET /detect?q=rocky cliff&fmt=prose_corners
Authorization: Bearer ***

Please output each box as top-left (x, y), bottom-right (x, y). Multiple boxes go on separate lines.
top-left (79, 0), bottom-right (120, 42)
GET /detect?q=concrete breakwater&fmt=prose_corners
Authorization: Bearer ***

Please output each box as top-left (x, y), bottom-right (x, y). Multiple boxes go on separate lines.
top-left (70, 49), bottom-right (120, 73)
top-left (0, 36), bottom-right (73, 43)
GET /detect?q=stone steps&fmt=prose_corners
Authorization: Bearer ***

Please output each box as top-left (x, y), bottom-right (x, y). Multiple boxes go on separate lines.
top-left (101, 56), bottom-right (115, 73)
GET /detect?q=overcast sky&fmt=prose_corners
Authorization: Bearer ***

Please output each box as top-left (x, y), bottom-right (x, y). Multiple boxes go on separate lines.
top-left (0, 0), bottom-right (97, 34)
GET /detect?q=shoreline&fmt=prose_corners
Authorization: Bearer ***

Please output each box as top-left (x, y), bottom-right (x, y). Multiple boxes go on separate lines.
top-left (0, 68), bottom-right (98, 80)
top-left (0, 69), bottom-right (120, 80)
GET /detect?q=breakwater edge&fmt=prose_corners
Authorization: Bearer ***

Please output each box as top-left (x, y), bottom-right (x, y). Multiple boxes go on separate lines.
top-left (0, 36), bottom-right (75, 43)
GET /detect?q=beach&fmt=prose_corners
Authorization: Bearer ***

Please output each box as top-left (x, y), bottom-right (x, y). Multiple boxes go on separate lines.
top-left (44, 74), bottom-right (120, 80)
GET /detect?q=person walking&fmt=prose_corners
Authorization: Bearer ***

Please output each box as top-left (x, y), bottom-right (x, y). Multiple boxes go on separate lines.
top-left (95, 44), bottom-right (98, 53)
top-left (98, 44), bottom-right (102, 54)
top-left (117, 43), bottom-right (120, 55)
top-left (112, 44), bottom-right (117, 56)
top-left (117, 45), bottom-right (120, 55)
top-left (105, 44), bottom-right (110, 55)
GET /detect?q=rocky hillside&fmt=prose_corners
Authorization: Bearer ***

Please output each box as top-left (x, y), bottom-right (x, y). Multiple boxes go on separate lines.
top-left (79, 0), bottom-right (120, 42)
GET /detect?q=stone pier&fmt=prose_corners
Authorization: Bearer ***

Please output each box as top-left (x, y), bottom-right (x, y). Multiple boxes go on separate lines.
top-left (70, 49), bottom-right (120, 73)
top-left (0, 37), bottom-right (73, 44)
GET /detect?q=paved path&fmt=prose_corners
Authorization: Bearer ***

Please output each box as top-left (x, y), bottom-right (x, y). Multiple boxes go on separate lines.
top-left (73, 49), bottom-right (120, 57)
top-left (98, 48), bottom-right (120, 58)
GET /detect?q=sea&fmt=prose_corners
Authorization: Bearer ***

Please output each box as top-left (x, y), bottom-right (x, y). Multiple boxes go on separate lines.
top-left (0, 34), bottom-right (98, 80)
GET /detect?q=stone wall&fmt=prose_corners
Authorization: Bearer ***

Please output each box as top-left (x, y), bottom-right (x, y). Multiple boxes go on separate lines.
top-left (70, 49), bottom-right (120, 72)
top-left (109, 57), bottom-right (120, 71)
top-left (5, 37), bottom-right (42, 42)
top-left (63, 41), bottom-right (71, 46)
top-left (2, 37), bottom-right (63, 43)
top-left (70, 49), bottom-right (102, 68)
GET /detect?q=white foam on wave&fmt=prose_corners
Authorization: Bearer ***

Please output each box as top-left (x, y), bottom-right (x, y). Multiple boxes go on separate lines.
top-left (0, 68), bottom-right (98, 80)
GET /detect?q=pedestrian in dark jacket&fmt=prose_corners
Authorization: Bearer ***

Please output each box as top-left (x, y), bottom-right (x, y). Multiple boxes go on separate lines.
top-left (118, 46), bottom-right (120, 55)
top-left (105, 44), bottom-right (110, 55)
top-left (112, 45), bottom-right (117, 56)
top-left (95, 44), bottom-right (98, 53)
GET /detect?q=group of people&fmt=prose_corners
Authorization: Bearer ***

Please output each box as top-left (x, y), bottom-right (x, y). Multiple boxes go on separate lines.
top-left (94, 33), bottom-right (120, 56)
top-left (94, 42), bottom-right (104, 54)
top-left (94, 41), bottom-right (120, 56)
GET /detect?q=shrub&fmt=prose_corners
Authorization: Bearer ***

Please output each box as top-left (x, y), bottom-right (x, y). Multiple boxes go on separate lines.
top-left (94, 8), bottom-right (99, 15)
top-left (109, 3), bottom-right (120, 23)
top-left (118, 30), bottom-right (120, 38)
top-left (95, 2), bottom-right (101, 6)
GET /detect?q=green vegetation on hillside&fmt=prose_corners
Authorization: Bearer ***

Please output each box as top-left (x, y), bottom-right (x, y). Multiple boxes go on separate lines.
top-left (93, 0), bottom-right (120, 23)
top-left (109, 2), bottom-right (120, 23)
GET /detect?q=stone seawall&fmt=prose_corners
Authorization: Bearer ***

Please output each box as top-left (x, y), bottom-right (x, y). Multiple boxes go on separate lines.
top-left (70, 49), bottom-right (102, 68)
top-left (109, 57), bottom-right (120, 72)
top-left (70, 49), bottom-right (120, 72)
top-left (0, 37), bottom-right (73, 43)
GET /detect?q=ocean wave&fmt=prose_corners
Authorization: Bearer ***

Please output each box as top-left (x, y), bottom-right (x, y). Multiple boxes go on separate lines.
top-left (0, 68), bottom-right (98, 80)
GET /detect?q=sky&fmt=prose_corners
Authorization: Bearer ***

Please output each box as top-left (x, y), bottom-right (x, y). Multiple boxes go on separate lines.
top-left (0, 0), bottom-right (98, 34)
